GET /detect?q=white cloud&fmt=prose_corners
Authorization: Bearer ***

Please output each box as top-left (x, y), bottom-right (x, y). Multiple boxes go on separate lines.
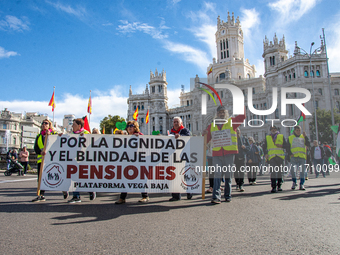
top-left (268, 0), bottom-right (318, 24)
top-left (167, 88), bottom-right (181, 108)
top-left (0, 87), bottom-right (128, 130)
top-left (117, 20), bottom-right (169, 39)
top-left (45, 1), bottom-right (87, 19)
top-left (163, 41), bottom-right (210, 72)
top-left (0, 46), bottom-right (19, 59)
top-left (240, 8), bottom-right (260, 39)
top-left (0, 15), bottom-right (30, 32)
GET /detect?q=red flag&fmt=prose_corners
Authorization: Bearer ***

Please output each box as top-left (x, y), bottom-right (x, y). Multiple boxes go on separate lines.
top-left (48, 91), bottom-right (55, 112)
top-left (87, 95), bottom-right (92, 114)
top-left (133, 107), bottom-right (138, 120)
top-left (83, 116), bottom-right (91, 133)
top-left (146, 110), bottom-right (149, 124)
top-left (208, 67), bottom-right (212, 75)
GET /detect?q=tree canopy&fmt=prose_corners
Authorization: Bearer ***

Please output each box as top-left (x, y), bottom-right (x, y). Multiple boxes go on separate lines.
top-left (99, 115), bottom-right (125, 134)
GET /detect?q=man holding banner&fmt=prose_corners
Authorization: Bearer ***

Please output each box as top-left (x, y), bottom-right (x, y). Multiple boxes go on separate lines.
top-left (67, 118), bottom-right (96, 203)
top-left (203, 105), bottom-right (245, 204)
top-left (169, 117), bottom-right (192, 201)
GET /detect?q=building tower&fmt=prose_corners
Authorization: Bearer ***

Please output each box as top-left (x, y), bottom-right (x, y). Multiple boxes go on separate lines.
top-left (208, 12), bottom-right (256, 84)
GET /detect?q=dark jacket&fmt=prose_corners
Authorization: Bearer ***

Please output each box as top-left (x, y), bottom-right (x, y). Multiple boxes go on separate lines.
top-left (34, 134), bottom-right (45, 155)
top-left (236, 136), bottom-right (250, 159)
top-left (310, 145), bottom-right (324, 160)
top-left (170, 127), bottom-right (190, 136)
top-left (246, 143), bottom-right (260, 164)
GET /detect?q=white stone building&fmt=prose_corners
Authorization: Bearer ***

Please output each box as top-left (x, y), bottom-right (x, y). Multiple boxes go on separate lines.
top-left (127, 12), bottom-right (340, 142)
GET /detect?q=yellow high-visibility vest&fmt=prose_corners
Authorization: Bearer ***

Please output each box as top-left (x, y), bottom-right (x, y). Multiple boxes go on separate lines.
top-left (36, 131), bottom-right (57, 163)
top-left (211, 118), bottom-right (237, 152)
top-left (266, 134), bottom-right (285, 161)
top-left (289, 134), bottom-right (306, 159)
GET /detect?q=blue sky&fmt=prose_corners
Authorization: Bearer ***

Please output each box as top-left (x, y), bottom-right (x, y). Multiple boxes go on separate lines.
top-left (1, 0), bottom-right (340, 129)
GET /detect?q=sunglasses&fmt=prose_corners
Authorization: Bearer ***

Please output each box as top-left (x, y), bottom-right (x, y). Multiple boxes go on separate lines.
top-left (127, 124), bottom-right (135, 128)
top-left (42, 122), bottom-right (49, 125)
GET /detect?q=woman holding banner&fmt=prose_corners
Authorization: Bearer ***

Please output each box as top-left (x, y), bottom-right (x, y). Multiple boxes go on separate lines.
top-left (32, 119), bottom-right (57, 202)
top-left (115, 120), bottom-right (150, 204)
top-left (67, 118), bottom-right (96, 203)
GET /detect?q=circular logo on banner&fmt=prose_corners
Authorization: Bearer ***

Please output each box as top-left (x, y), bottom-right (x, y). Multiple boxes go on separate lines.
top-left (180, 164), bottom-right (200, 191)
top-left (42, 163), bottom-right (65, 188)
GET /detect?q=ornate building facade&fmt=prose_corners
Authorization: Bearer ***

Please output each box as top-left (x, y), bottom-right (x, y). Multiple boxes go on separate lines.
top-left (127, 12), bottom-right (340, 142)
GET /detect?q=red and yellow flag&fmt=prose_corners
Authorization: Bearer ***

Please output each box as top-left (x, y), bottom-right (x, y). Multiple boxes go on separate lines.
top-left (133, 107), bottom-right (138, 120)
top-left (208, 67), bottom-right (212, 75)
top-left (87, 95), bottom-right (92, 114)
top-left (102, 125), bottom-right (105, 134)
top-left (146, 110), bottom-right (149, 124)
top-left (48, 91), bottom-right (55, 112)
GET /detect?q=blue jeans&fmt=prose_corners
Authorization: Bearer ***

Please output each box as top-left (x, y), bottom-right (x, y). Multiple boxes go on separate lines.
top-left (314, 158), bottom-right (325, 177)
top-left (290, 157), bottom-right (306, 185)
top-left (7, 160), bottom-right (11, 170)
top-left (212, 155), bottom-right (234, 201)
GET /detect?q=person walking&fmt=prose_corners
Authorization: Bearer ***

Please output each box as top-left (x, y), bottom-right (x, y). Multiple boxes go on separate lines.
top-left (169, 117), bottom-right (192, 201)
top-left (263, 125), bottom-right (288, 193)
top-left (115, 120), bottom-right (150, 204)
top-left (288, 125), bottom-right (310, 191)
top-left (246, 136), bottom-right (260, 185)
top-left (234, 128), bottom-right (249, 192)
top-left (67, 118), bottom-right (96, 203)
top-left (19, 147), bottom-right (29, 176)
top-left (310, 140), bottom-right (325, 178)
top-left (323, 142), bottom-right (332, 175)
top-left (203, 105), bottom-right (245, 204)
top-left (32, 119), bottom-right (57, 202)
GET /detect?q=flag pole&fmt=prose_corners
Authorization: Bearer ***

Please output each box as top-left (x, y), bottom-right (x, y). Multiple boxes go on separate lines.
top-left (53, 86), bottom-right (55, 126)
top-left (89, 90), bottom-right (91, 127)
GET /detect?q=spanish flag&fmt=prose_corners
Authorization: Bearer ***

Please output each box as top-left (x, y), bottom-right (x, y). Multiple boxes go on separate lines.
top-left (87, 95), bottom-right (92, 114)
top-left (133, 107), bottom-right (138, 120)
top-left (146, 109), bottom-right (149, 124)
top-left (102, 125), bottom-right (105, 134)
top-left (208, 67), bottom-right (212, 75)
top-left (48, 91), bottom-right (55, 112)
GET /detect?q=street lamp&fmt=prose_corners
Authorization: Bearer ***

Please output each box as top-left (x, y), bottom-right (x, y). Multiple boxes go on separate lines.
top-left (298, 42), bottom-right (322, 142)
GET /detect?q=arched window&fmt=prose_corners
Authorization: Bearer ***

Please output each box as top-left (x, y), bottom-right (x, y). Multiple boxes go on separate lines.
top-left (142, 105), bottom-right (144, 110)
top-left (318, 88), bottom-right (323, 95)
top-left (134, 105), bottom-right (136, 110)
top-left (316, 70), bottom-right (320, 77)
top-left (219, 73), bottom-right (225, 80)
top-left (336, 101), bottom-right (340, 112)
top-left (247, 73), bottom-right (251, 79)
top-left (304, 71), bottom-right (308, 77)
top-left (335, 89), bottom-right (339, 95)
top-left (141, 118), bottom-right (144, 123)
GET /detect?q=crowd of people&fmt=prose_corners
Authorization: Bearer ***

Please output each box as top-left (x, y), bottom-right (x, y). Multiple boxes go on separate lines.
top-left (4, 105), bottom-right (337, 205)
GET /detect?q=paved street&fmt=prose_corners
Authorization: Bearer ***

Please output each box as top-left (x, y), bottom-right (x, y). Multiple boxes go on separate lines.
top-left (0, 170), bottom-right (339, 254)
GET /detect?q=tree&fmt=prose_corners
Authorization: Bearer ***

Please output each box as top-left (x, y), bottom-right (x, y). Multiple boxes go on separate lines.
top-left (309, 108), bottom-right (340, 145)
top-left (100, 115), bottom-right (125, 134)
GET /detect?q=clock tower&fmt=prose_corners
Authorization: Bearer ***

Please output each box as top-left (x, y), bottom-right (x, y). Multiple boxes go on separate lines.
top-left (207, 12), bottom-right (256, 83)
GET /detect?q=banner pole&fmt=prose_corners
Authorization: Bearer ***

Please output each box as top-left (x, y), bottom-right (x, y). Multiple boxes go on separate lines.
top-left (53, 86), bottom-right (55, 126)
top-left (37, 133), bottom-right (49, 196)
top-left (202, 134), bottom-right (207, 199)
top-left (89, 90), bottom-right (91, 127)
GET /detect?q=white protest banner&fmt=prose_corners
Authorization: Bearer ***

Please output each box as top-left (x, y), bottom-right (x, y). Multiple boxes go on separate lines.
top-left (212, 129), bottom-right (232, 148)
top-left (40, 135), bottom-right (204, 193)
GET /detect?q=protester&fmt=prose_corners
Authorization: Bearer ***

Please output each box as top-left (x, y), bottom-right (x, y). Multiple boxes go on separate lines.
top-left (246, 136), bottom-right (260, 185)
top-left (6, 149), bottom-right (12, 171)
top-left (311, 140), bottom-right (325, 178)
top-left (32, 119), bottom-right (57, 202)
top-left (257, 142), bottom-right (265, 175)
top-left (234, 128), bottom-right (249, 192)
top-left (92, 128), bottom-right (100, 134)
top-left (116, 120), bottom-right (150, 204)
top-left (19, 147), bottom-right (29, 176)
top-left (11, 149), bottom-right (18, 161)
top-left (203, 105), bottom-right (245, 204)
top-left (288, 125), bottom-right (310, 190)
top-left (263, 125), bottom-right (288, 193)
top-left (169, 117), bottom-right (192, 201)
top-left (67, 118), bottom-right (96, 203)
top-left (323, 142), bottom-right (332, 175)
